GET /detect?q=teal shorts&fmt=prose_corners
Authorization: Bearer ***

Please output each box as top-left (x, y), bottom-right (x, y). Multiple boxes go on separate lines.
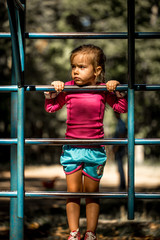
top-left (60, 145), bottom-right (107, 181)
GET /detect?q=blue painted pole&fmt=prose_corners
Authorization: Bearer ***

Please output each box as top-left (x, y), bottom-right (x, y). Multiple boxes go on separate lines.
top-left (127, 0), bottom-right (135, 220)
top-left (10, 59), bottom-right (23, 240)
top-left (7, 0), bottom-right (25, 238)
top-left (127, 89), bottom-right (135, 219)
top-left (17, 87), bottom-right (25, 219)
top-left (16, 4), bottom-right (25, 219)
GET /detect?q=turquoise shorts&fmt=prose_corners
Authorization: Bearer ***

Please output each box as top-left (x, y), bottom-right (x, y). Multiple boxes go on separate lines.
top-left (60, 145), bottom-right (107, 181)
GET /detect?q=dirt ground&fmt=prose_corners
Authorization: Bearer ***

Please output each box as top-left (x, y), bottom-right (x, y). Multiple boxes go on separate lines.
top-left (0, 162), bottom-right (160, 240)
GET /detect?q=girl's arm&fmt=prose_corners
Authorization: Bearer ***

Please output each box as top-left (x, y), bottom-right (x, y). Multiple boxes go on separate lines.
top-left (44, 81), bottom-right (66, 113)
top-left (106, 80), bottom-right (128, 113)
top-left (44, 80), bottom-right (65, 99)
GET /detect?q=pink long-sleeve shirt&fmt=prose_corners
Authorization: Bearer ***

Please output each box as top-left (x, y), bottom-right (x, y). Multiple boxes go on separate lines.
top-left (45, 81), bottom-right (128, 139)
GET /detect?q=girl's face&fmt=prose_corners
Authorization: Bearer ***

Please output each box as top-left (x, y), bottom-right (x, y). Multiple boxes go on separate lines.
top-left (71, 53), bottom-right (101, 86)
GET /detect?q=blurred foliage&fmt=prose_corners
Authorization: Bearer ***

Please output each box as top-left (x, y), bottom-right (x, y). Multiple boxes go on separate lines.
top-left (0, 0), bottom-right (160, 164)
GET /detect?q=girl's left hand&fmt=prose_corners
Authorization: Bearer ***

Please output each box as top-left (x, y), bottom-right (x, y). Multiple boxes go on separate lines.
top-left (106, 80), bottom-right (120, 92)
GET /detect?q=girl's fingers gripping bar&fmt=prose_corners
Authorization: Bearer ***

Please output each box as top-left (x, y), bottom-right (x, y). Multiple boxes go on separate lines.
top-left (51, 81), bottom-right (64, 92)
top-left (106, 80), bottom-right (120, 92)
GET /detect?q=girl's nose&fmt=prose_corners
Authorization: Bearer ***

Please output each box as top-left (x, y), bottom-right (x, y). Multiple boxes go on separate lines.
top-left (74, 66), bottom-right (79, 74)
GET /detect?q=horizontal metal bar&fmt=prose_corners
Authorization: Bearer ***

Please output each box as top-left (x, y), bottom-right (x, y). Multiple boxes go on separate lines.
top-left (0, 84), bottom-right (160, 92)
top-left (135, 139), bottom-right (160, 145)
top-left (0, 33), bottom-right (11, 38)
top-left (0, 139), bottom-right (17, 144)
top-left (135, 193), bottom-right (160, 199)
top-left (0, 138), bottom-right (160, 145)
top-left (26, 32), bottom-right (128, 39)
top-left (0, 191), bottom-right (159, 199)
top-left (135, 32), bottom-right (160, 39)
top-left (1, 32), bottom-right (160, 39)
top-left (0, 85), bottom-right (127, 92)
top-left (0, 86), bottom-right (18, 92)
top-left (25, 191), bottom-right (128, 199)
top-left (25, 85), bottom-right (128, 92)
top-left (25, 138), bottom-right (128, 145)
top-left (0, 191), bottom-right (17, 197)
top-left (25, 192), bottom-right (160, 199)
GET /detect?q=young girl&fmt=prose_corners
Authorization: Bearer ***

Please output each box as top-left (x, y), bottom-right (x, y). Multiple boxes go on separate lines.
top-left (44, 44), bottom-right (128, 240)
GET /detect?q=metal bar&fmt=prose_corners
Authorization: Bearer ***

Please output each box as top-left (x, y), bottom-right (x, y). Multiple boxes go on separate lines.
top-left (135, 32), bottom-right (160, 39)
top-left (127, 0), bottom-right (135, 220)
top-left (0, 191), bottom-right (159, 199)
top-left (25, 192), bottom-right (160, 199)
top-left (135, 139), bottom-right (160, 145)
top-left (0, 86), bottom-right (18, 92)
top-left (7, 1), bottom-right (25, 239)
top-left (0, 138), bottom-right (160, 145)
top-left (17, 11), bottom-right (25, 73)
top-left (26, 32), bottom-right (160, 39)
top-left (1, 32), bottom-right (160, 39)
top-left (10, 57), bottom-right (23, 240)
top-left (128, 89), bottom-right (135, 220)
top-left (26, 32), bottom-right (127, 39)
top-left (128, 1), bottom-right (135, 89)
top-left (7, 0), bottom-right (22, 88)
top-left (14, 0), bottom-right (24, 11)
top-left (17, 87), bottom-right (25, 219)
top-left (24, 84), bottom-right (128, 92)
top-left (0, 191), bottom-right (17, 197)
top-left (1, 84), bottom-right (160, 92)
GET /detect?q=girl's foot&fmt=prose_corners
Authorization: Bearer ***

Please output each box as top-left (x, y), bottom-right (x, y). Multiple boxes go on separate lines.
top-left (68, 228), bottom-right (81, 240)
top-left (84, 231), bottom-right (97, 240)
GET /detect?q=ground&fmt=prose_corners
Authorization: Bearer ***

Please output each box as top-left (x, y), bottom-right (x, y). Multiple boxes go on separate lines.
top-left (0, 161), bottom-right (160, 239)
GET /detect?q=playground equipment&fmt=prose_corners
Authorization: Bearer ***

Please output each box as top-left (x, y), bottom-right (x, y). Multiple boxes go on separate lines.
top-left (0, 0), bottom-right (160, 239)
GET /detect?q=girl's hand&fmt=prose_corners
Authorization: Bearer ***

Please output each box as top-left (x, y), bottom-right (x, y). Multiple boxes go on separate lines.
top-left (44, 92), bottom-right (57, 99)
top-left (106, 80), bottom-right (120, 92)
top-left (51, 81), bottom-right (64, 92)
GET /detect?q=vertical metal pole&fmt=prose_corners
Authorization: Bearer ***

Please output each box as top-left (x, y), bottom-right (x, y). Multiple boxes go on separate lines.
top-left (127, 89), bottom-right (135, 220)
top-left (127, 0), bottom-right (135, 220)
top-left (15, 3), bottom-right (25, 219)
top-left (7, 0), bottom-right (25, 239)
top-left (17, 86), bottom-right (25, 219)
top-left (10, 60), bottom-right (23, 240)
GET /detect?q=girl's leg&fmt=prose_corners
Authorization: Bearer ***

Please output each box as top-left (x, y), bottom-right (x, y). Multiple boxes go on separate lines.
top-left (66, 169), bottom-right (83, 231)
top-left (84, 176), bottom-right (100, 232)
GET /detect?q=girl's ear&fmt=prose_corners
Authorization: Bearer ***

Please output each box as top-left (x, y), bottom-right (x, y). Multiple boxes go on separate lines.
top-left (94, 66), bottom-right (102, 77)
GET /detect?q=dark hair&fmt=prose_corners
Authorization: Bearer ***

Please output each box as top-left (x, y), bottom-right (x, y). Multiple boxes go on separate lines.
top-left (70, 44), bottom-right (106, 83)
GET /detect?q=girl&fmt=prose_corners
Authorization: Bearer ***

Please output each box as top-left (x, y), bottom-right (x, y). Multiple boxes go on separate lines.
top-left (44, 44), bottom-right (128, 240)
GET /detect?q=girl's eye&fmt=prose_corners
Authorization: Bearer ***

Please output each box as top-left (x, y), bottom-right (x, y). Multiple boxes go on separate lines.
top-left (80, 65), bottom-right (85, 69)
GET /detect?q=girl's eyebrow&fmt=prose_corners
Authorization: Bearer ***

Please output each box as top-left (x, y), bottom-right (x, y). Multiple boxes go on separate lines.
top-left (71, 63), bottom-right (88, 67)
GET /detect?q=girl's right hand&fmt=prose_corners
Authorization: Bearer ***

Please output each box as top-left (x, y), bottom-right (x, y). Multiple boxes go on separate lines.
top-left (106, 80), bottom-right (120, 92)
top-left (51, 81), bottom-right (64, 92)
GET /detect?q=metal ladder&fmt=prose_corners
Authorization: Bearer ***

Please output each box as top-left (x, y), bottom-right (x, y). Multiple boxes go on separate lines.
top-left (0, 0), bottom-right (160, 239)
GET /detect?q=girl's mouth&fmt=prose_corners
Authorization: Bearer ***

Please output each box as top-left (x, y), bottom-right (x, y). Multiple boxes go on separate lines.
top-left (74, 77), bottom-right (81, 80)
